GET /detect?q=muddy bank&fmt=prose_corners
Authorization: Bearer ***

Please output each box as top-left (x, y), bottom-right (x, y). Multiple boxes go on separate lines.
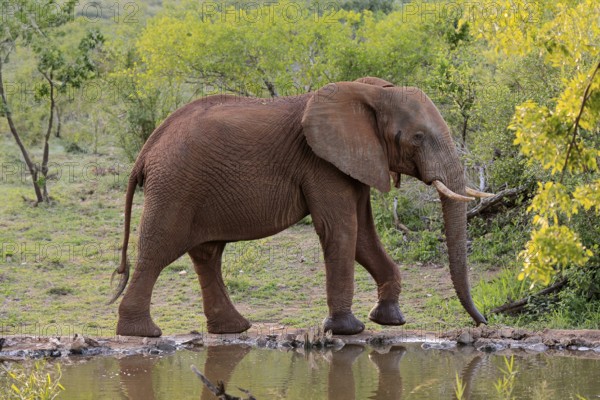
top-left (1, 327), bottom-right (600, 361)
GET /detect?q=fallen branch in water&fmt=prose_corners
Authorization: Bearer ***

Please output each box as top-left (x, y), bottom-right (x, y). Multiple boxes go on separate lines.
top-left (491, 278), bottom-right (568, 315)
top-left (191, 365), bottom-right (256, 400)
top-left (467, 185), bottom-right (529, 220)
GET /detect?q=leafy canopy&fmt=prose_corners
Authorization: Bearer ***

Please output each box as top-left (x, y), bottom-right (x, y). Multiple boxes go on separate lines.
top-left (466, 0), bottom-right (600, 285)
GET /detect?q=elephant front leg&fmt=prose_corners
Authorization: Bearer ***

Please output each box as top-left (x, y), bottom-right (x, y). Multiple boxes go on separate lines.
top-left (189, 243), bottom-right (251, 334)
top-left (315, 216), bottom-right (365, 335)
top-left (355, 189), bottom-right (405, 326)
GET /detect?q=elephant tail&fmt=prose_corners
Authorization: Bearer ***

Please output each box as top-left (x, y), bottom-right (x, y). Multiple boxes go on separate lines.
top-left (107, 172), bottom-right (138, 305)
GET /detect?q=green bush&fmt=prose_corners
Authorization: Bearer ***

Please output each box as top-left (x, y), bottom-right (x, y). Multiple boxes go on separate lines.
top-left (1, 361), bottom-right (64, 400)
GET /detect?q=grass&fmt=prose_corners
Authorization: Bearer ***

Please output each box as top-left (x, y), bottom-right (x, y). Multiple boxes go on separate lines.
top-left (1, 360), bottom-right (64, 400)
top-left (0, 135), bottom-right (594, 337)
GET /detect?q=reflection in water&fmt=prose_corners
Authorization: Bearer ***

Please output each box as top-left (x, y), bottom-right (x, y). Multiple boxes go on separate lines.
top-left (56, 343), bottom-right (600, 400)
top-left (199, 345), bottom-right (252, 400)
top-left (118, 355), bottom-right (160, 400)
top-left (456, 355), bottom-right (484, 400)
top-left (327, 345), bottom-right (363, 399)
top-left (369, 346), bottom-right (406, 400)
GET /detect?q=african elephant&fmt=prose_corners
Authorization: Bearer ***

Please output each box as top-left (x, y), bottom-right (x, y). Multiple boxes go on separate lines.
top-left (109, 77), bottom-right (491, 337)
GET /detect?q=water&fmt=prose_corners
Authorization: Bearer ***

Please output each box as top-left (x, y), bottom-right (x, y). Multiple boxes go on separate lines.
top-left (51, 344), bottom-right (600, 399)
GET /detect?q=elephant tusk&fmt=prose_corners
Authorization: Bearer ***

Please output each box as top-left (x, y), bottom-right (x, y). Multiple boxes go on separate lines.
top-left (432, 180), bottom-right (475, 202)
top-left (465, 187), bottom-right (495, 198)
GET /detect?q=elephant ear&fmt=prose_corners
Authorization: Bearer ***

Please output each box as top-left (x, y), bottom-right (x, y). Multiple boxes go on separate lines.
top-left (301, 82), bottom-right (391, 193)
top-left (354, 76), bottom-right (395, 88)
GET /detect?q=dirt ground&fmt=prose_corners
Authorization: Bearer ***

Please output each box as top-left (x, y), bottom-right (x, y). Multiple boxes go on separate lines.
top-left (2, 326), bottom-right (600, 362)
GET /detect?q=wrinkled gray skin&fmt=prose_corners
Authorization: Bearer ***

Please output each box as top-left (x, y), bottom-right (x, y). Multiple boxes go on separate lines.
top-left (110, 77), bottom-right (487, 337)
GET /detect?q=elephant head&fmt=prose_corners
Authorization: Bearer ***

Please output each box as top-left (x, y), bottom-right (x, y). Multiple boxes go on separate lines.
top-left (301, 79), bottom-right (490, 325)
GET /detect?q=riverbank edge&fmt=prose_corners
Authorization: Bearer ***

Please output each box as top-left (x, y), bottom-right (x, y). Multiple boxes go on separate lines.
top-left (2, 327), bottom-right (600, 361)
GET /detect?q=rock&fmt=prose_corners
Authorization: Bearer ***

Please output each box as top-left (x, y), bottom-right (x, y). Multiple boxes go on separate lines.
top-left (511, 330), bottom-right (526, 340)
top-left (49, 349), bottom-right (62, 358)
top-left (499, 328), bottom-right (514, 339)
top-left (475, 339), bottom-right (505, 353)
top-left (568, 345), bottom-right (591, 352)
top-left (367, 335), bottom-right (393, 346)
top-left (524, 335), bottom-right (542, 344)
top-left (70, 335), bottom-right (88, 355)
top-left (256, 337), bottom-right (268, 347)
top-left (527, 343), bottom-right (548, 352)
top-left (179, 270), bottom-right (187, 276)
top-left (182, 337), bottom-right (204, 348)
top-left (49, 337), bottom-right (62, 348)
top-left (157, 340), bottom-right (177, 352)
top-left (457, 332), bottom-right (474, 345)
top-left (422, 341), bottom-right (455, 350)
top-left (284, 333), bottom-right (297, 342)
top-left (84, 337), bottom-right (100, 347)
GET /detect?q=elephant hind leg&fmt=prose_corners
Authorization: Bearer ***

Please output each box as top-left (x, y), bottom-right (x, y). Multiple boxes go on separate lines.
top-left (189, 243), bottom-right (251, 334)
top-left (117, 238), bottom-right (188, 337)
top-left (117, 208), bottom-right (193, 337)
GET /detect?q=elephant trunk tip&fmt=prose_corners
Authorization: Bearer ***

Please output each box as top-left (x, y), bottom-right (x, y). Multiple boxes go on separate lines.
top-left (471, 311), bottom-right (488, 326)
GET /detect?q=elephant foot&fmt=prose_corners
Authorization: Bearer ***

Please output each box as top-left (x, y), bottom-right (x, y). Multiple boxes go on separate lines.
top-left (369, 346), bottom-right (407, 372)
top-left (368, 300), bottom-right (406, 326)
top-left (323, 312), bottom-right (365, 335)
top-left (206, 314), bottom-right (251, 334)
top-left (116, 315), bottom-right (162, 337)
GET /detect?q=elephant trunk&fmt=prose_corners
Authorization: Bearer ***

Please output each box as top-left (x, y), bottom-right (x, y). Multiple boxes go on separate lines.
top-left (440, 177), bottom-right (487, 326)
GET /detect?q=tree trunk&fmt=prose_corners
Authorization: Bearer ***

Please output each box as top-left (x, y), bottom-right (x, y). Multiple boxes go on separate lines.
top-left (54, 103), bottom-right (61, 138)
top-left (40, 71), bottom-right (55, 203)
top-left (0, 59), bottom-right (44, 203)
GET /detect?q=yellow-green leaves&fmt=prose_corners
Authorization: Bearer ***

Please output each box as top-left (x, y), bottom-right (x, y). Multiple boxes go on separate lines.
top-left (511, 102), bottom-right (572, 175)
top-left (519, 224), bottom-right (592, 286)
top-left (573, 180), bottom-right (600, 212)
top-left (528, 182), bottom-right (576, 223)
top-left (519, 182), bottom-right (594, 285)
top-left (468, 0), bottom-right (600, 286)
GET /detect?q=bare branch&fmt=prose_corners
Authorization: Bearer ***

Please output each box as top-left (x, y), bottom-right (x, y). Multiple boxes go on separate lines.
top-left (491, 278), bottom-right (568, 315)
top-left (467, 185), bottom-right (529, 220)
top-left (560, 60), bottom-right (600, 183)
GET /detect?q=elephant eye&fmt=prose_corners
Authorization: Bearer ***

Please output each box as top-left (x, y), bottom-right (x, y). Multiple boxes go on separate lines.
top-left (413, 131), bottom-right (425, 145)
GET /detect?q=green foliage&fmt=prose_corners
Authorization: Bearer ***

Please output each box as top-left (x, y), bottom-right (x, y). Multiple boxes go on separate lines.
top-left (0, 1), bottom-right (105, 202)
top-left (472, 268), bottom-right (528, 322)
top-left (454, 373), bottom-right (466, 400)
top-left (111, 3), bottom-right (444, 159)
top-left (340, 0), bottom-right (394, 14)
top-left (494, 356), bottom-right (518, 400)
top-left (468, 208), bottom-right (529, 267)
top-left (467, 0), bottom-right (600, 287)
top-left (1, 361), bottom-right (64, 400)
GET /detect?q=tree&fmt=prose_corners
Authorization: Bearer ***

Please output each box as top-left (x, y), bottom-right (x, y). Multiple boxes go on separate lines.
top-left (466, 0), bottom-right (600, 285)
top-left (0, 0), bottom-right (103, 204)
